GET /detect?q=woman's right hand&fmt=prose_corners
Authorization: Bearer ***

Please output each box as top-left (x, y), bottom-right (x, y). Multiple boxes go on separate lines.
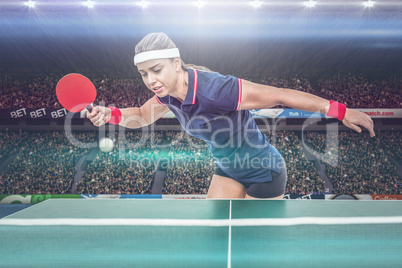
top-left (86, 106), bottom-right (111, 127)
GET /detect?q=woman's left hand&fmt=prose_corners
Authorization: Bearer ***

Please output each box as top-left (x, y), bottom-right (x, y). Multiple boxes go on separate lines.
top-left (342, 108), bottom-right (375, 137)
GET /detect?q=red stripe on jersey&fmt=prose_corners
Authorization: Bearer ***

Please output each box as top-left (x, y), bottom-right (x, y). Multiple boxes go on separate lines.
top-left (193, 69), bottom-right (198, 104)
top-left (236, 78), bottom-right (242, 111)
top-left (155, 96), bottom-right (167, 107)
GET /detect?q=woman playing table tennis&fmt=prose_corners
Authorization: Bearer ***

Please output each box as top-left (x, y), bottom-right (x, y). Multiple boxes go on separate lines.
top-left (87, 32), bottom-right (375, 199)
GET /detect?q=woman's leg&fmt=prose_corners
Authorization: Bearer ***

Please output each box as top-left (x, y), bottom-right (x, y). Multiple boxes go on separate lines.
top-left (207, 174), bottom-right (248, 199)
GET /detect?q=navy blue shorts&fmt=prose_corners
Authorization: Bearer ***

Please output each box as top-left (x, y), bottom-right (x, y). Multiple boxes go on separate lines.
top-left (214, 162), bottom-right (287, 198)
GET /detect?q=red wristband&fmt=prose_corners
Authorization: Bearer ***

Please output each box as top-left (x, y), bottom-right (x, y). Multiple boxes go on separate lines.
top-left (107, 107), bottom-right (122, 125)
top-left (326, 100), bottom-right (347, 121)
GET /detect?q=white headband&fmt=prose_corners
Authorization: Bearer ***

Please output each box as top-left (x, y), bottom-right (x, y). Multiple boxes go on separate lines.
top-left (134, 48), bottom-right (180, 65)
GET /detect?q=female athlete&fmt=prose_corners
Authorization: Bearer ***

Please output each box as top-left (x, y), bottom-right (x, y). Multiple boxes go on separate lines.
top-left (87, 32), bottom-right (375, 199)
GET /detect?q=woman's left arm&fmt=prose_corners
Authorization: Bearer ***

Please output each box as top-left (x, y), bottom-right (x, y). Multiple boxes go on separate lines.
top-left (239, 79), bottom-right (375, 137)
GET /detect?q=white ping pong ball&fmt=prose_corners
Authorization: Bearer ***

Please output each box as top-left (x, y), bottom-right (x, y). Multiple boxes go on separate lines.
top-left (99, 138), bottom-right (114, 152)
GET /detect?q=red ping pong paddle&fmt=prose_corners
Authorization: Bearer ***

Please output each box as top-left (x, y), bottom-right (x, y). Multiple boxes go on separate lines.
top-left (56, 73), bottom-right (97, 113)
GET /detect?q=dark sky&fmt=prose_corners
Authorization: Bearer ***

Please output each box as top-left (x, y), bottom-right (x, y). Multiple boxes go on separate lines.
top-left (0, 0), bottom-right (401, 80)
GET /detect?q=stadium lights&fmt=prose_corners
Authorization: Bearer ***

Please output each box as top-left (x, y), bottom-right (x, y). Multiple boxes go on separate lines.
top-left (194, 0), bottom-right (206, 9)
top-left (249, 0), bottom-right (263, 8)
top-left (303, 0), bottom-right (317, 8)
top-left (136, 0), bottom-right (150, 8)
top-left (362, 0), bottom-right (375, 8)
top-left (82, 0), bottom-right (95, 8)
top-left (24, 0), bottom-right (36, 8)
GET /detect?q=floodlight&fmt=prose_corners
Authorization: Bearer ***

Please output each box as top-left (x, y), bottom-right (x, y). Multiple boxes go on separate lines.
top-left (137, 0), bottom-right (150, 8)
top-left (24, 1), bottom-right (36, 8)
top-left (303, 0), bottom-right (317, 8)
top-left (194, 0), bottom-right (206, 9)
top-left (249, 0), bottom-right (263, 8)
top-left (82, 1), bottom-right (95, 8)
top-left (362, 0), bottom-right (375, 8)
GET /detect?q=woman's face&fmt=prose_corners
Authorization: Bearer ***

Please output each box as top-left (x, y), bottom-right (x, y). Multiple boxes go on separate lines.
top-left (137, 58), bottom-right (180, 97)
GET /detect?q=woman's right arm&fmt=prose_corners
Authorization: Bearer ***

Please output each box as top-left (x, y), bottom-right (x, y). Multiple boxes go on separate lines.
top-left (87, 96), bottom-right (170, 129)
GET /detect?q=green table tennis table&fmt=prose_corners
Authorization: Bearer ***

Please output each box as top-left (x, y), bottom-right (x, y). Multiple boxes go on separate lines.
top-left (1, 199), bottom-right (402, 268)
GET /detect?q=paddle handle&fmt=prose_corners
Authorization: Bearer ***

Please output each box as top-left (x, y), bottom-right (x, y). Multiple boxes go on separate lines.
top-left (80, 104), bottom-right (94, 118)
top-left (86, 104), bottom-right (93, 113)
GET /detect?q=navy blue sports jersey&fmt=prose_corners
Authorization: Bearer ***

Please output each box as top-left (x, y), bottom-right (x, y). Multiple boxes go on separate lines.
top-left (156, 68), bottom-right (284, 184)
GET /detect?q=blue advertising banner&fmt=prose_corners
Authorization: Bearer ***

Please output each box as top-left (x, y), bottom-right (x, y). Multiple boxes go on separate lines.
top-left (250, 109), bottom-right (325, 119)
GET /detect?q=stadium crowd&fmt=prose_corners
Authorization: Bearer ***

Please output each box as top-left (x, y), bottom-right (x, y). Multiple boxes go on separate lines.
top-left (0, 72), bottom-right (400, 196)
top-left (1, 73), bottom-right (401, 109)
top-left (0, 131), bottom-right (92, 194)
top-left (0, 129), bottom-right (400, 195)
top-left (264, 131), bottom-right (325, 195)
top-left (318, 74), bottom-right (401, 108)
top-left (0, 74), bottom-right (153, 109)
top-left (304, 131), bottom-right (400, 194)
top-left (378, 131), bottom-right (402, 161)
top-left (75, 132), bottom-right (163, 195)
top-left (162, 132), bottom-right (214, 195)
top-left (0, 130), bottom-right (26, 163)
